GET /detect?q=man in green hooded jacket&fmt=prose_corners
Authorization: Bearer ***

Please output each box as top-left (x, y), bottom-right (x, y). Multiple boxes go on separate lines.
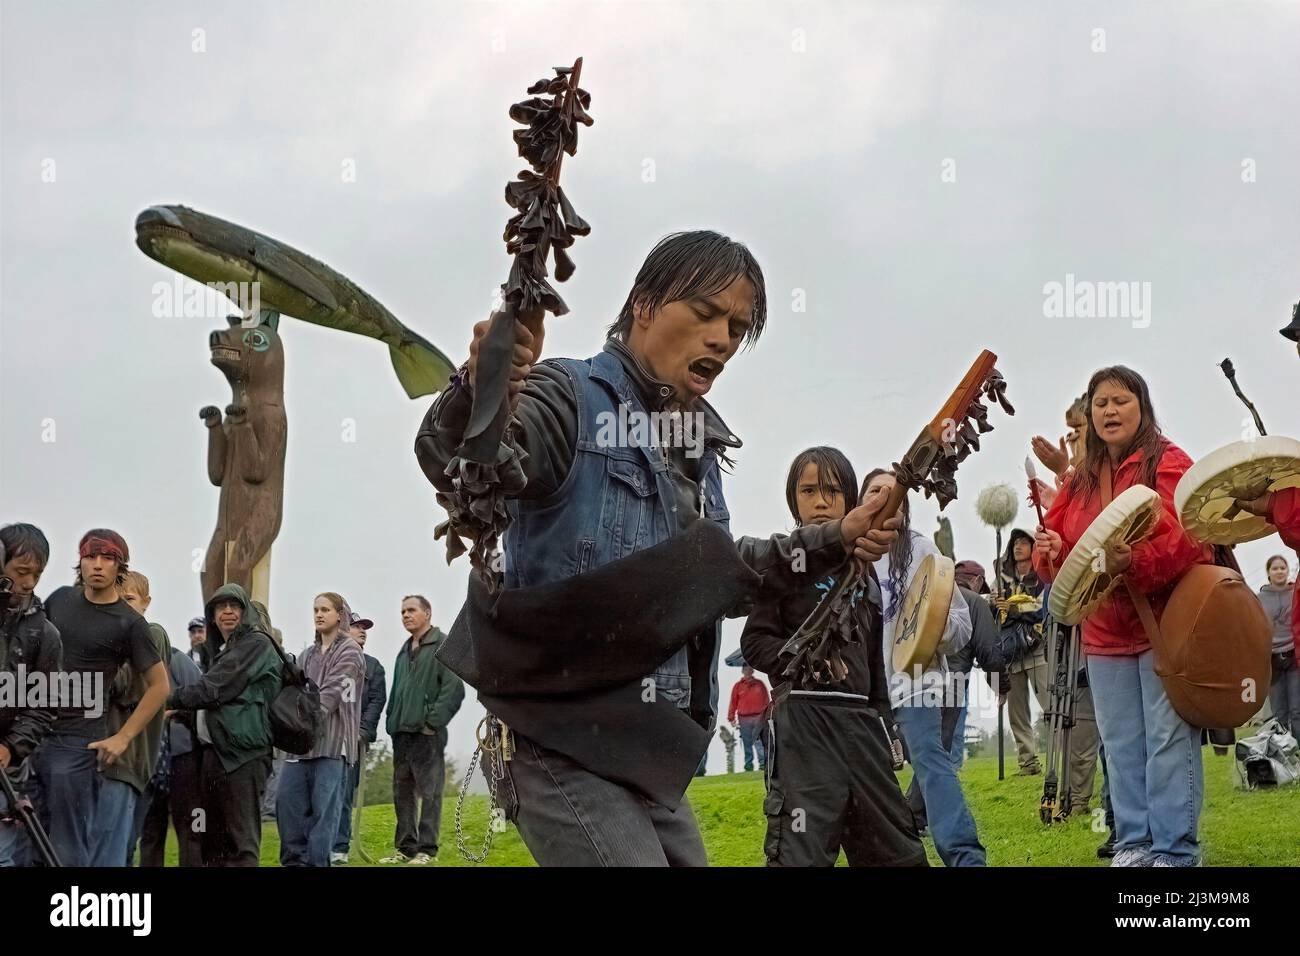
top-left (167, 583), bottom-right (282, 867)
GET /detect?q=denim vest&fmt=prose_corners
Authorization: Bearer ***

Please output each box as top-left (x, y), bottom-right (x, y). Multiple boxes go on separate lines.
top-left (502, 350), bottom-right (732, 719)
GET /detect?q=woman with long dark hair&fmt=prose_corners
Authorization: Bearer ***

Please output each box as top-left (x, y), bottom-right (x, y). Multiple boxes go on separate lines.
top-left (1033, 366), bottom-right (1211, 866)
top-left (741, 447), bottom-right (925, 867)
top-left (860, 468), bottom-right (980, 867)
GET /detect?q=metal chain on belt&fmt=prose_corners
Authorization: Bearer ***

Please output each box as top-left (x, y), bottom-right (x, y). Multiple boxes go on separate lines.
top-left (453, 715), bottom-right (514, 864)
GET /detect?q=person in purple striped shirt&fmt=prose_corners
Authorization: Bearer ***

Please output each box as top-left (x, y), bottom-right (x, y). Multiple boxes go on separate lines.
top-left (276, 592), bottom-right (364, 867)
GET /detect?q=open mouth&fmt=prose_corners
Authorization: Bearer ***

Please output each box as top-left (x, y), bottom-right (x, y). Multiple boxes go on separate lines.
top-left (211, 346), bottom-right (241, 363)
top-left (687, 357), bottom-right (724, 392)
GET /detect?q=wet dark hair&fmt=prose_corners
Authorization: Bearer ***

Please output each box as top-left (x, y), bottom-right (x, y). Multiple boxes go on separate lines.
top-left (861, 468), bottom-right (913, 618)
top-left (1069, 366), bottom-right (1167, 502)
top-left (73, 527), bottom-right (128, 587)
top-left (606, 231), bottom-right (767, 347)
top-left (785, 447), bottom-right (858, 527)
top-left (0, 523), bottom-right (50, 570)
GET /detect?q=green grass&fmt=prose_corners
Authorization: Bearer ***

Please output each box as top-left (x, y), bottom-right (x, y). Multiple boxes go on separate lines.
top-left (163, 754), bottom-right (1300, 866)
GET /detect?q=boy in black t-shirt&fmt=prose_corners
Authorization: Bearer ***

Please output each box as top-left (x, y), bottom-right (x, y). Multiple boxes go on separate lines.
top-left (34, 529), bottom-right (167, 867)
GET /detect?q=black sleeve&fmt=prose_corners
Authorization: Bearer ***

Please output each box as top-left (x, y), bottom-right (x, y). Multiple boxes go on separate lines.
top-left (414, 362), bottom-right (579, 501)
top-left (126, 615), bottom-right (163, 674)
top-left (730, 520), bottom-right (847, 617)
top-left (2, 620), bottom-right (63, 764)
top-left (360, 660), bottom-right (387, 744)
top-left (864, 605), bottom-right (891, 716)
top-left (168, 633), bottom-right (270, 710)
top-left (969, 595), bottom-right (1006, 672)
top-left (739, 593), bottom-right (788, 681)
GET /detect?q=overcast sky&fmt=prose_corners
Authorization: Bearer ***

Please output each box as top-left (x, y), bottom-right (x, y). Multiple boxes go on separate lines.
top-left (3, 0), bottom-right (1299, 772)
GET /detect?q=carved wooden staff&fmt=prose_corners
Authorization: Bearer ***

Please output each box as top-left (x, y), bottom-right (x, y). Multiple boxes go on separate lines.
top-left (440, 59), bottom-right (593, 578)
top-left (777, 350), bottom-right (1013, 691)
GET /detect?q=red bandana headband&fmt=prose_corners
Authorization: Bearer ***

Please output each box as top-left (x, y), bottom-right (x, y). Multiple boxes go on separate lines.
top-left (79, 534), bottom-right (128, 564)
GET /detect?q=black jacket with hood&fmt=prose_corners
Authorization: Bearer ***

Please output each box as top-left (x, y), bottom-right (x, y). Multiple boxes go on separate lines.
top-left (167, 583), bottom-right (282, 773)
top-left (0, 594), bottom-right (63, 766)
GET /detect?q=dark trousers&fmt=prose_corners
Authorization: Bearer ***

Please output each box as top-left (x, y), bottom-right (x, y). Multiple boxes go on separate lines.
top-left (507, 731), bottom-right (708, 866)
top-left (31, 733), bottom-right (100, 867)
top-left (764, 695), bottom-right (928, 868)
top-left (334, 757), bottom-right (361, 854)
top-left (199, 747), bottom-right (270, 867)
top-left (392, 731), bottom-right (445, 856)
top-left (138, 750), bottom-right (204, 867)
top-left (277, 756), bottom-right (347, 867)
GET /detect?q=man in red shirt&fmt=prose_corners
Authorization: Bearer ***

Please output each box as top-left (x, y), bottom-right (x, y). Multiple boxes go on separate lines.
top-left (728, 665), bottom-right (771, 772)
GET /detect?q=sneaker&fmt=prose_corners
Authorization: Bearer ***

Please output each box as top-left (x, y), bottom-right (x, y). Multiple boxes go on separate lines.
top-left (1096, 833), bottom-right (1117, 859)
top-left (1111, 846), bottom-right (1156, 867)
top-left (1151, 853), bottom-right (1202, 867)
top-left (329, 851), bottom-right (349, 865)
top-left (378, 852), bottom-right (410, 865)
top-left (407, 852), bottom-right (435, 865)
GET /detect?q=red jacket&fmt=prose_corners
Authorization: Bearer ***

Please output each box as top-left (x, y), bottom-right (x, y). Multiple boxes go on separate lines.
top-left (728, 676), bottom-right (770, 722)
top-left (1269, 486), bottom-right (1300, 655)
top-left (1033, 441), bottom-right (1211, 656)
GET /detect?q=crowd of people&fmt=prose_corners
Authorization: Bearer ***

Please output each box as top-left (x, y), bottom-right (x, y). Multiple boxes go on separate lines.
top-left (410, 230), bottom-right (1300, 867)
top-left (0, 524), bottom-right (464, 867)
top-left (5, 232), bottom-right (1298, 870)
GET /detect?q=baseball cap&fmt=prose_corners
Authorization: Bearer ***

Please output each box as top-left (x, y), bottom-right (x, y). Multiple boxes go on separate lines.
top-left (188, 617), bottom-right (206, 630)
top-left (349, 611), bottom-right (374, 630)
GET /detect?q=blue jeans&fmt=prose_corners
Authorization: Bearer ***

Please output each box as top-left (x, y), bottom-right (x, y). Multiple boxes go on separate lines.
top-left (90, 777), bottom-right (139, 867)
top-left (31, 733), bottom-right (100, 867)
top-left (1268, 658), bottom-right (1300, 741)
top-left (333, 758), bottom-right (361, 854)
top-left (738, 716), bottom-right (766, 771)
top-left (1087, 650), bottom-right (1203, 861)
top-left (277, 756), bottom-right (347, 867)
top-left (896, 701), bottom-right (986, 867)
top-left (0, 786), bottom-right (30, 867)
top-left (948, 706), bottom-right (968, 771)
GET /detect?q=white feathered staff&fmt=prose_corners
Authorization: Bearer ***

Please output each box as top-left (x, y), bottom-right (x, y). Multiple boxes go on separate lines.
top-left (976, 483), bottom-right (1019, 599)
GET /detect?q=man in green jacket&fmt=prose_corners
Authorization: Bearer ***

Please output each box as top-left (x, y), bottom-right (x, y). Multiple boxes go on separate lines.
top-left (168, 583), bottom-right (282, 867)
top-left (379, 595), bottom-right (464, 864)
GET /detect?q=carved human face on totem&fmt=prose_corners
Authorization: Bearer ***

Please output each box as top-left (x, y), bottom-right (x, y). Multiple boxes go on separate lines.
top-left (628, 276), bottom-right (754, 406)
top-left (1091, 380), bottom-right (1141, 454)
top-left (794, 462), bottom-right (847, 526)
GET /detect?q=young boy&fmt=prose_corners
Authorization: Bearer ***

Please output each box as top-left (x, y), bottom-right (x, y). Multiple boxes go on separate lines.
top-left (740, 447), bottom-right (927, 867)
top-left (99, 570), bottom-right (172, 866)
